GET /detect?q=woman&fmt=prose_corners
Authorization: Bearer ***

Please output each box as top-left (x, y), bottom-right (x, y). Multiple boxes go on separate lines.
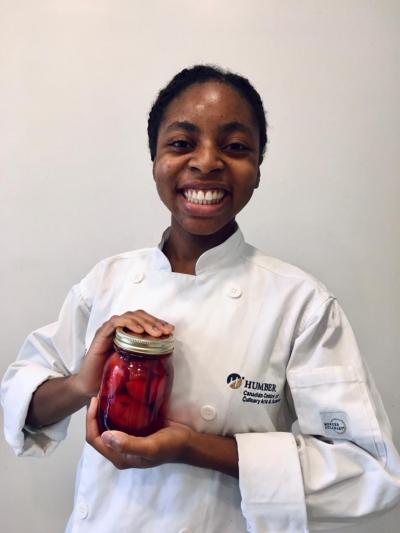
top-left (2, 65), bottom-right (400, 532)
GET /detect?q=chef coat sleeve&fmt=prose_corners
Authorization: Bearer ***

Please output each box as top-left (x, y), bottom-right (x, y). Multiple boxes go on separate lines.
top-left (0, 272), bottom-right (95, 458)
top-left (235, 297), bottom-right (400, 532)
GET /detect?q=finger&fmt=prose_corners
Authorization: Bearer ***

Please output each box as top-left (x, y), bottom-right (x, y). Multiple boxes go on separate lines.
top-left (86, 399), bottom-right (145, 468)
top-left (101, 430), bottom-right (159, 458)
top-left (108, 315), bottom-right (145, 335)
top-left (122, 311), bottom-right (174, 337)
top-left (106, 314), bottom-right (159, 337)
top-left (100, 431), bottom-right (158, 469)
top-left (86, 396), bottom-right (102, 444)
top-left (129, 310), bottom-right (174, 331)
top-left (97, 315), bottom-right (145, 338)
top-left (98, 312), bottom-right (174, 340)
top-left (139, 317), bottom-right (174, 334)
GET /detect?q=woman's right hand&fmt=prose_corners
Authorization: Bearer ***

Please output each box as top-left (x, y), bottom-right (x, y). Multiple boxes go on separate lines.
top-left (26, 311), bottom-right (174, 428)
top-left (74, 310), bottom-right (175, 399)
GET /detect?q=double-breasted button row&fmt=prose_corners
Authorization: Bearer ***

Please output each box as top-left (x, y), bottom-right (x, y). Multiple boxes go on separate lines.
top-left (133, 272), bottom-right (242, 301)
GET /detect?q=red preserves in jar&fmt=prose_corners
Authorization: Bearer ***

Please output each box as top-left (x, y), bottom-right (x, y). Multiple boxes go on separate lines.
top-left (98, 327), bottom-right (174, 436)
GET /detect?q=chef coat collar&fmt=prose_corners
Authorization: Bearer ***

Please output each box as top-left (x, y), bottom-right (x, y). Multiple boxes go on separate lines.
top-left (155, 226), bottom-right (245, 275)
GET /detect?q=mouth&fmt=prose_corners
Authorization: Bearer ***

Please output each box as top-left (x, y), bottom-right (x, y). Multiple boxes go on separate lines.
top-left (181, 188), bottom-right (228, 205)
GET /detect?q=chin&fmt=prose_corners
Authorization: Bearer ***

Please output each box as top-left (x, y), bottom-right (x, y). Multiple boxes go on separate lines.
top-left (180, 219), bottom-right (236, 238)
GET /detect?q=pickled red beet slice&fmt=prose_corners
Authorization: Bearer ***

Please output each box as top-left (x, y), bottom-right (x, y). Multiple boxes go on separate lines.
top-left (126, 377), bottom-right (149, 404)
top-left (128, 362), bottom-right (150, 381)
top-left (103, 361), bottom-right (129, 396)
top-left (151, 359), bottom-right (167, 377)
top-left (149, 375), bottom-right (168, 404)
top-left (108, 394), bottom-right (151, 431)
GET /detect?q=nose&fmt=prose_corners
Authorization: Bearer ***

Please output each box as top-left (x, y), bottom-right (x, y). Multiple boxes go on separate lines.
top-left (188, 143), bottom-right (224, 175)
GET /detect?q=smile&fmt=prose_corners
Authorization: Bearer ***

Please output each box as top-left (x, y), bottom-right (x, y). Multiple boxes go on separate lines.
top-left (182, 189), bottom-right (226, 205)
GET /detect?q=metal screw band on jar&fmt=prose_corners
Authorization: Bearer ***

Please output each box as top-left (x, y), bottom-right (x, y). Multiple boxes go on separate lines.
top-left (114, 327), bottom-right (174, 355)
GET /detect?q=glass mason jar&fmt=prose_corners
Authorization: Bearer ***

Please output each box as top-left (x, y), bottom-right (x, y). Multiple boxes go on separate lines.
top-left (98, 327), bottom-right (174, 436)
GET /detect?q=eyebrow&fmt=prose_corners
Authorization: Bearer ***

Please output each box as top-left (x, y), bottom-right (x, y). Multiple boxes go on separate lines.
top-left (165, 121), bottom-right (199, 133)
top-left (164, 120), bottom-right (254, 136)
top-left (220, 121), bottom-right (254, 136)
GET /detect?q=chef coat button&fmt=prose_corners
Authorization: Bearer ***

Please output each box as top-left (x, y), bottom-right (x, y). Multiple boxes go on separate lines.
top-left (132, 271), bottom-right (145, 283)
top-left (178, 529), bottom-right (192, 533)
top-left (76, 501), bottom-right (89, 520)
top-left (227, 285), bottom-right (242, 298)
top-left (200, 404), bottom-right (217, 421)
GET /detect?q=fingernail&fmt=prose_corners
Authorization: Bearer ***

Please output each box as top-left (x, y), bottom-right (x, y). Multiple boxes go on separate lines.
top-left (102, 432), bottom-right (120, 448)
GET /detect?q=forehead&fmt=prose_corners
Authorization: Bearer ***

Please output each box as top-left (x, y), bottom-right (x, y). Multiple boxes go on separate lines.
top-left (161, 81), bottom-right (258, 132)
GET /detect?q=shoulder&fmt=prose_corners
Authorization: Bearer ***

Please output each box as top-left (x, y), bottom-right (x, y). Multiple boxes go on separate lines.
top-left (242, 242), bottom-right (328, 285)
top-left (241, 241), bottom-right (334, 304)
top-left (78, 247), bottom-right (157, 302)
top-left (95, 247), bottom-right (156, 271)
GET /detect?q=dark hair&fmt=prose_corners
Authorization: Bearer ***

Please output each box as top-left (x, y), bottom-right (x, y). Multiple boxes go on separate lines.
top-left (147, 65), bottom-right (267, 164)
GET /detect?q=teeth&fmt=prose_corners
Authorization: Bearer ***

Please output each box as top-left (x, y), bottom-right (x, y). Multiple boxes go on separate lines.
top-left (183, 189), bottom-right (226, 205)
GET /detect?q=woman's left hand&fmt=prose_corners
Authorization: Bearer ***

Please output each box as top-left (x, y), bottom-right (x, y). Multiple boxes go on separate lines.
top-left (86, 396), bottom-right (193, 469)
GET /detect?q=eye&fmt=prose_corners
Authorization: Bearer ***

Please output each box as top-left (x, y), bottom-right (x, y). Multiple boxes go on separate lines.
top-left (225, 142), bottom-right (249, 152)
top-left (169, 139), bottom-right (192, 150)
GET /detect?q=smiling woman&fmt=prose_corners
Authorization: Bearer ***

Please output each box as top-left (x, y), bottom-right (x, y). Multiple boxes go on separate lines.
top-left (153, 80), bottom-right (262, 272)
top-left (146, 66), bottom-right (267, 275)
top-left (1, 65), bottom-right (400, 533)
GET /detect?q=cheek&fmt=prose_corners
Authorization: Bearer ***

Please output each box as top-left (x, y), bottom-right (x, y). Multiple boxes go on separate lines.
top-left (153, 159), bottom-right (171, 180)
top-left (153, 159), bottom-right (177, 202)
top-left (234, 166), bottom-right (260, 203)
top-left (237, 161), bottom-right (260, 186)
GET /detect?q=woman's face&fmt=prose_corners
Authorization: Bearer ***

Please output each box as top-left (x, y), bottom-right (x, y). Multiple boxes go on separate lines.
top-left (153, 81), bottom-right (261, 238)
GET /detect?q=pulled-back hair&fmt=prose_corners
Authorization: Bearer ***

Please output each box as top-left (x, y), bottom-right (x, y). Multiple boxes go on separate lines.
top-left (147, 65), bottom-right (267, 164)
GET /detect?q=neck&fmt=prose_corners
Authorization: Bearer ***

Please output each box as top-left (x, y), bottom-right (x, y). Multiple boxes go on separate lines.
top-left (163, 219), bottom-right (238, 275)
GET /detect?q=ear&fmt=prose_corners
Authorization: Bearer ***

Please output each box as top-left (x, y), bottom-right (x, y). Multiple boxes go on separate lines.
top-left (255, 168), bottom-right (261, 189)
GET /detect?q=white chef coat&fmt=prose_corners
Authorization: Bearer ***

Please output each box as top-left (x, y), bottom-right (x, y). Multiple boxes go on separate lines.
top-left (2, 228), bottom-right (400, 533)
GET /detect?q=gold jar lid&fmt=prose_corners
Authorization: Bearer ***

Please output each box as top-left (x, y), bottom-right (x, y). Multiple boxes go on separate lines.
top-left (114, 327), bottom-right (174, 355)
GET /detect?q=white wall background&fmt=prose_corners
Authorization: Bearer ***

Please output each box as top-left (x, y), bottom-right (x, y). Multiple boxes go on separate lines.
top-left (1, 1), bottom-right (399, 531)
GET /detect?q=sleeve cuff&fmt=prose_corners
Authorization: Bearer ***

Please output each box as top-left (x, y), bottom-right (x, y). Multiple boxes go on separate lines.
top-left (2, 363), bottom-right (71, 457)
top-left (235, 432), bottom-right (308, 532)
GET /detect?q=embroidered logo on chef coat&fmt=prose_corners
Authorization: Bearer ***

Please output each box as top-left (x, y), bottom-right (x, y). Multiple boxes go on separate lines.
top-left (226, 373), bottom-right (281, 405)
top-left (321, 411), bottom-right (351, 438)
top-left (227, 373), bottom-right (243, 389)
